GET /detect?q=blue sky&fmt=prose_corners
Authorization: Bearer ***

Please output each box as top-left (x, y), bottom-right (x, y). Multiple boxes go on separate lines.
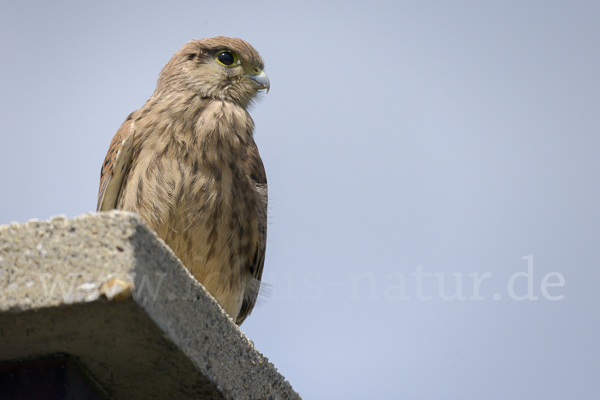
top-left (1, 1), bottom-right (599, 398)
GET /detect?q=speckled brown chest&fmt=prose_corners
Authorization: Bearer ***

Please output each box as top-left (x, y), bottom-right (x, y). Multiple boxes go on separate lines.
top-left (117, 94), bottom-right (266, 320)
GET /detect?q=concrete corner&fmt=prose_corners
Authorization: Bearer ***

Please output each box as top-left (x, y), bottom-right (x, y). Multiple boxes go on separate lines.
top-left (0, 211), bottom-right (300, 399)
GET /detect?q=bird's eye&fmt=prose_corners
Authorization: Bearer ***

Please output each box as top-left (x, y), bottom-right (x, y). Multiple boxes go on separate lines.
top-left (216, 51), bottom-right (235, 66)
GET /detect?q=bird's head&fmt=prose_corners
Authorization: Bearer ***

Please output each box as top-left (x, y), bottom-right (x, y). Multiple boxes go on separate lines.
top-left (156, 36), bottom-right (269, 109)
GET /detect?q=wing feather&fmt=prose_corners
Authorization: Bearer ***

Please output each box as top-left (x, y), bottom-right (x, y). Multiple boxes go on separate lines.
top-left (236, 145), bottom-right (268, 325)
top-left (97, 115), bottom-right (135, 211)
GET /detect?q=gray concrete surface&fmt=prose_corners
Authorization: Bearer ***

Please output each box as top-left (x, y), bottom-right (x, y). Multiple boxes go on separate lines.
top-left (0, 211), bottom-right (300, 399)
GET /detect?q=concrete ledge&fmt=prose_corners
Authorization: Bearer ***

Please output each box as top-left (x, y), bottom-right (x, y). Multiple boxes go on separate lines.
top-left (0, 211), bottom-right (300, 399)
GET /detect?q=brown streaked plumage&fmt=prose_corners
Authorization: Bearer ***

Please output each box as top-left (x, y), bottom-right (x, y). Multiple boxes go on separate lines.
top-left (97, 37), bottom-right (270, 325)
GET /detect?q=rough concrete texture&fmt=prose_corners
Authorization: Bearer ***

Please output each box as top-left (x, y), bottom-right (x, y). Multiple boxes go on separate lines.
top-left (0, 211), bottom-right (301, 400)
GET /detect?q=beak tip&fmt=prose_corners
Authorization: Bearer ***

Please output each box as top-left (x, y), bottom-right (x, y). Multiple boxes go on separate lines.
top-left (248, 70), bottom-right (270, 93)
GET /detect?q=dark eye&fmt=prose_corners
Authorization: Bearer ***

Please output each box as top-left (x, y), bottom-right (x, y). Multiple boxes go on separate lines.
top-left (216, 51), bottom-right (235, 66)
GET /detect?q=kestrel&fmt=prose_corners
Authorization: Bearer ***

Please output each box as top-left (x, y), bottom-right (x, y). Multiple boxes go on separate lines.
top-left (97, 37), bottom-right (270, 325)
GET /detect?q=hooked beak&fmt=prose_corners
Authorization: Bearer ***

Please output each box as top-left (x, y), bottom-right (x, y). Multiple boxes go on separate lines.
top-left (247, 70), bottom-right (270, 93)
